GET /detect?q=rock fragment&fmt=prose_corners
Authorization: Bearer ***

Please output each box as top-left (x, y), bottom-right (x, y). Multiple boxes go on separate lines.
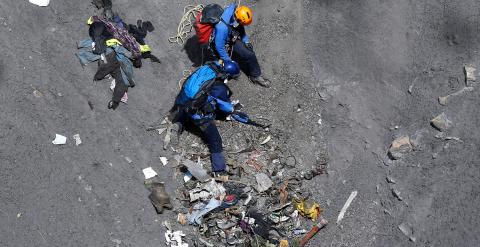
top-left (398, 223), bottom-right (416, 242)
top-left (430, 113), bottom-right (452, 132)
top-left (255, 173), bottom-right (273, 192)
top-left (388, 136), bottom-right (412, 160)
top-left (386, 176), bottom-right (396, 184)
top-left (464, 65), bottom-right (476, 86)
top-left (392, 188), bottom-right (403, 201)
top-left (438, 86), bottom-right (474, 105)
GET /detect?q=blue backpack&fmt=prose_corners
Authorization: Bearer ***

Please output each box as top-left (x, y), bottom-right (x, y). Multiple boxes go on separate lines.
top-left (175, 62), bottom-right (226, 112)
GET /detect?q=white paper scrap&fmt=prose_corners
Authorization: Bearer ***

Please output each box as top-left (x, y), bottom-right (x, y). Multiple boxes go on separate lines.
top-left (29, 0), bottom-right (50, 7)
top-left (160, 157), bottom-right (168, 166)
top-left (142, 167), bottom-right (158, 179)
top-left (52, 134), bottom-right (67, 145)
top-left (73, 134), bottom-right (82, 146)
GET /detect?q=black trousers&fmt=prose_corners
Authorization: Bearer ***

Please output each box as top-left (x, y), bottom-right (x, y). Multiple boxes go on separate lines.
top-left (231, 41), bottom-right (261, 77)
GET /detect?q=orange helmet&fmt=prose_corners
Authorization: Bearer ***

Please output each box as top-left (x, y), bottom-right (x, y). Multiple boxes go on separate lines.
top-left (235, 6), bottom-right (253, 26)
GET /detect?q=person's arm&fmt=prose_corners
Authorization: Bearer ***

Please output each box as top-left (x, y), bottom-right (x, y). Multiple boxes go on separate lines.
top-left (239, 25), bottom-right (250, 43)
top-left (214, 25), bottom-right (232, 61)
top-left (215, 98), bottom-right (234, 113)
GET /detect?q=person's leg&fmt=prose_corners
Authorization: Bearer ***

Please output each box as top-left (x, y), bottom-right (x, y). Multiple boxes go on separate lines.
top-left (201, 122), bottom-right (226, 172)
top-left (231, 41), bottom-right (261, 77)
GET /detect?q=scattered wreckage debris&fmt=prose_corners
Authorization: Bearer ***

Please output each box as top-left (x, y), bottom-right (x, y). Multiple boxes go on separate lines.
top-left (146, 181), bottom-right (173, 214)
top-left (156, 129), bottom-right (330, 246)
top-left (464, 65), bottom-right (476, 86)
top-left (73, 134), bottom-right (82, 146)
top-left (29, 0), bottom-right (50, 7)
top-left (337, 191), bottom-right (358, 224)
top-left (52, 134), bottom-right (67, 145)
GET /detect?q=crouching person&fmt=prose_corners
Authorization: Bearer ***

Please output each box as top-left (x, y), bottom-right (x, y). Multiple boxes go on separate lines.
top-left (169, 60), bottom-right (245, 176)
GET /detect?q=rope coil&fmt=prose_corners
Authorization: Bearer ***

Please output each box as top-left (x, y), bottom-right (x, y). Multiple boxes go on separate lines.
top-left (168, 4), bottom-right (204, 45)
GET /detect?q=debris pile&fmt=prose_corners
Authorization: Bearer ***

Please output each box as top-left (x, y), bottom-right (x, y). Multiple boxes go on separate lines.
top-left (156, 127), bottom-right (329, 246)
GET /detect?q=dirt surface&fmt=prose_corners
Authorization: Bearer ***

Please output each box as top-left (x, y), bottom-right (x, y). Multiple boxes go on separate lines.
top-left (1, 0), bottom-right (480, 246)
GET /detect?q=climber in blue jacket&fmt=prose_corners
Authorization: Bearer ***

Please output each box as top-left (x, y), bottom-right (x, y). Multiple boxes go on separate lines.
top-left (214, 4), bottom-right (271, 88)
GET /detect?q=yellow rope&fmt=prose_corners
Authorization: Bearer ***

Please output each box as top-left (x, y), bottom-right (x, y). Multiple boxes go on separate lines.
top-left (168, 4), bottom-right (204, 45)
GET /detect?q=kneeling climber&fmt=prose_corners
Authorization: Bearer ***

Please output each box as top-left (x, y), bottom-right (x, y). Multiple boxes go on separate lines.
top-left (169, 60), bottom-right (254, 176)
top-left (213, 4), bottom-right (270, 88)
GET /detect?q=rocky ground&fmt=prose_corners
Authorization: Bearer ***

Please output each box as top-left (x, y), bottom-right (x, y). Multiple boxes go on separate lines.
top-left (1, 0), bottom-right (480, 246)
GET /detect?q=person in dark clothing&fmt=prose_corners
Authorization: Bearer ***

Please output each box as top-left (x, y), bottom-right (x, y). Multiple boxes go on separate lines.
top-left (93, 52), bottom-right (131, 110)
top-left (169, 61), bottom-right (245, 176)
top-left (213, 4), bottom-right (271, 88)
top-left (88, 21), bottom-right (113, 55)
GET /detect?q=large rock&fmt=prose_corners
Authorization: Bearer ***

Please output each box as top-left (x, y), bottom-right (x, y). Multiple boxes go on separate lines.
top-left (430, 113), bottom-right (452, 132)
top-left (388, 136), bottom-right (412, 160)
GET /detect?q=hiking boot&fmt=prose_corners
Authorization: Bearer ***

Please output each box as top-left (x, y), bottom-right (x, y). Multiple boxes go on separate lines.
top-left (249, 76), bottom-right (271, 88)
top-left (148, 182), bottom-right (173, 214)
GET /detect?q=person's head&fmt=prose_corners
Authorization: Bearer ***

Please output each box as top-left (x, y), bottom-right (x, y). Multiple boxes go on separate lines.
top-left (234, 6), bottom-right (253, 26)
top-left (223, 60), bottom-right (240, 78)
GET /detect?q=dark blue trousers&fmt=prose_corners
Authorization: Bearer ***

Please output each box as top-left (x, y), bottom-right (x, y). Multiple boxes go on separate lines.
top-left (202, 122), bottom-right (226, 172)
top-left (232, 41), bottom-right (261, 77)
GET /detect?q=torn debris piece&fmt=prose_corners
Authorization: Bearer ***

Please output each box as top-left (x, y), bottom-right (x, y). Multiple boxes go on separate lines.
top-left (187, 198), bottom-right (222, 225)
top-left (183, 171), bottom-right (193, 183)
top-left (29, 0), bottom-right (50, 7)
top-left (255, 173), bottom-right (273, 192)
top-left (337, 190), bottom-right (358, 223)
top-left (294, 198), bottom-right (322, 221)
top-left (160, 157), bottom-right (168, 166)
top-left (260, 135), bottom-right (271, 145)
top-left (52, 134), bottom-right (67, 145)
top-left (142, 167), bottom-right (158, 179)
top-left (188, 188), bottom-right (210, 202)
top-left (464, 65), bottom-right (476, 86)
top-left (157, 128), bottom-right (167, 135)
top-left (73, 134), bottom-right (82, 146)
top-left (149, 182), bottom-right (172, 214)
top-left (177, 213), bottom-right (187, 225)
top-left (203, 179), bottom-right (226, 199)
top-left (165, 230), bottom-right (188, 247)
top-left (183, 158), bottom-right (210, 181)
top-left (299, 217), bottom-right (329, 246)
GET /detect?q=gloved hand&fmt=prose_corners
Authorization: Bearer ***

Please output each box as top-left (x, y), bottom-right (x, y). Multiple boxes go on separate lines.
top-left (108, 100), bottom-right (119, 110)
top-left (245, 42), bottom-right (254, 51)
top-left (233, 102), bottom-right (243, 111)
top-left (231, 111), bottom-right (249, 124)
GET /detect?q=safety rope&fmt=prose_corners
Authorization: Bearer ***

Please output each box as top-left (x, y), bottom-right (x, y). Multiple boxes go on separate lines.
top-left (168, 4), bottom-right (204, 45)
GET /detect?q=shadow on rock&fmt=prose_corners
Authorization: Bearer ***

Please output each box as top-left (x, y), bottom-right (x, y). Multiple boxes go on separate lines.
top-left (183, 35), bottom-right (216, 67)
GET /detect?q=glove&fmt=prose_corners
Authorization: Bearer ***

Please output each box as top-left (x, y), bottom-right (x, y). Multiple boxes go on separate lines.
top-left (231, 111), bottom-right (249, 124)
top-left (245, 42), bottom-right (254, 51)
top-left (108, 100), bottom-right (119, 110)
top-left (233, 102), bottom-right (243, 111)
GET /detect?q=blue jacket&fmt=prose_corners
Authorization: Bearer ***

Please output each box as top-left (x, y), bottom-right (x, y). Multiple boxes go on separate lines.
top-left (214, 4), bottom-right (250, 61)
top-left (190, 83), bottom-right (234, 123)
